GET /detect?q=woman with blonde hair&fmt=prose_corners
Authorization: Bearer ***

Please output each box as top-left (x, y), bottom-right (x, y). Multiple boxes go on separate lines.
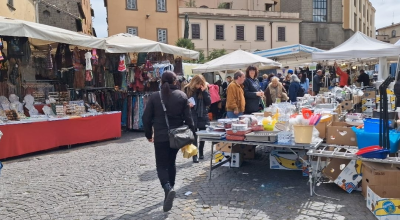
top-left (264, 76), bottom-right (288, 107)
top-left (183, 75), bottom-right (211, 162)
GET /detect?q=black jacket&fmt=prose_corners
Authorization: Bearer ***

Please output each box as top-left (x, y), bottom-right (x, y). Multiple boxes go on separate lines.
top-left (357, 73), bottom-right (370, 86)
top-left (187, 88), bottom-right (211, 129)
top-left (142, 86), bottom-right (194, 143)
top-left (243, 78), bottom-right (261, 114)
top-left (313, 74), bottom-right (323, 92)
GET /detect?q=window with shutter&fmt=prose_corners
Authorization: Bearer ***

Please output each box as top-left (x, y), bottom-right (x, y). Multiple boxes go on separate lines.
top-left (278, 27), bottom-right (286, 41)
top-left (157, 29), bottom-right (168, 43)
top-left (215, 25), bottom-right (224, 40)
top-left (256, 26), bottom-right (264, 41)
top-left (127, 27), bottom-right (138, 36)
top-left (126, 0), bottom-right (137, 9)
top-left (236, 26), bottom-right (244, 40)
top-left (313, 0), bottom-right (327, 22)
top-left (157, 0), bottom-right (166, 12)
top-left (191, 24), bottom-right (200, 39)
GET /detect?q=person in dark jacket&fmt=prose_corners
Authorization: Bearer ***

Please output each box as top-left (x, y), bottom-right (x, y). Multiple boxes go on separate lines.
top-left (260, 74), bottom-right (269, 91)
top-left (288, 74), bottom-right (301, 103)
top-left (243, 66), bottom-right (264, 114)
top-left (313, 70), bottom-right (323, 95)
top-left (357, 70), bottom-right (370, 86)
top-left (282, 74), bottom-right (291, 92)
top-left (142, 71), bottom-right (194, 212)
top-left (394, 77), bottom-right (400, 108)
top-left (183, 75), bottom-right (211, 162)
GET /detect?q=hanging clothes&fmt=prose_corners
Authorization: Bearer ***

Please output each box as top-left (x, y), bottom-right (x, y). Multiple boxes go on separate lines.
top-left (47, 45), bottom-right (53, 70)
top-left (85, 52), bottom-right (92, 70)
top-left (118, 55), bottom-right (127, 72)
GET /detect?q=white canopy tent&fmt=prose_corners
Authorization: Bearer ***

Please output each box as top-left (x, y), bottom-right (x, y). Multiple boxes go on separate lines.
top-left (396, 39), bottom-right (400, 46)
top-left (104, 33), bottom-right (199, 60)
top-left (0, 16), bottom-right (104, 49)
top-left (253, 44), bottom-right (324, 68)
top-left (312, 32), bottom-right (400, 81)
top-left (192, 49), bottom-right (281, 74)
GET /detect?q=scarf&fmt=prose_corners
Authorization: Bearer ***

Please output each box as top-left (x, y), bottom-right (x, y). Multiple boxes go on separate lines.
top-left (194, 90), bottom-right (204, 117)
top-left (248, 78), bottom-right (260, 91)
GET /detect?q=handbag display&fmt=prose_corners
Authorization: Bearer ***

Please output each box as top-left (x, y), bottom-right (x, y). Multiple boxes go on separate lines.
top-left (159, 92), bottom-right (194, 149)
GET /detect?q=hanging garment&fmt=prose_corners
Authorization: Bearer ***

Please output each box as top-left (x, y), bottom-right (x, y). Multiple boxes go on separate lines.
top-left (73, 47), bottom-right (81, 71)
top-left (74, 67), bottom-right (85, 89)
top-left (118, 55), bottom-right (127, 72)
top-left (208, 84), bottom-right (221, 104)
top-left (47, 45), bottom-right (53, 70)
top-left (85, 52), bottom-right (92, 70)
top-left (85, 70), bottom-right (93, 82)
top-left (92, 48), bottom-right (98, 65)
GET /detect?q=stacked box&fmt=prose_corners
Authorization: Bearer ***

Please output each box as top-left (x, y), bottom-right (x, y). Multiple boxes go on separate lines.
top-left (362, 90), bottom-right (376, 117)
top-left (376, 94), bottom-right (396, 111)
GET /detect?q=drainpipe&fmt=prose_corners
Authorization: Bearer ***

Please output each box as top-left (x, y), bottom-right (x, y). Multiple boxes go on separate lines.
top-left (206, 19), bottom-right (209, 58)
top-left (269, 21), bottom-right (273, 49)
top-left (35, 0), bottom-right (41, 23)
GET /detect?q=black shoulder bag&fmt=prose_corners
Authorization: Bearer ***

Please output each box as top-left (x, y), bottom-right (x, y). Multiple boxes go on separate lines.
top-left (159, 92), bottom-right (194, 149)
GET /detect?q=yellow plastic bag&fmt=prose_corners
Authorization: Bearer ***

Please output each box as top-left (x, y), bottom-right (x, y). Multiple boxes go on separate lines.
top-left (181, 144), bottom-right (198, 158)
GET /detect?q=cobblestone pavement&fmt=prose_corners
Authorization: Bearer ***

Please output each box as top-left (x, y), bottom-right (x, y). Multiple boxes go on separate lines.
top-left (0, 132), bottom-right (375, 220)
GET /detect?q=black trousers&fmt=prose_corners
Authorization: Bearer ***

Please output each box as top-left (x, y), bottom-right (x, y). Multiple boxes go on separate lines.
top-left (193, 127), bottom-right (206, 156)
top-left (154, 141), bottom-right (179, 187)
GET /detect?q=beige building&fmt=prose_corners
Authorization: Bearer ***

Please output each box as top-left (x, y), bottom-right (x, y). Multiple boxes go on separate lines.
top-left (376, 22), bottom-right (400, 44)
top-left (342, 0), bottom-right (376, 38)
top-left (179, 0), bottom-right (281, 11)
top-left (105, 0), bottom-right (179, 44)
top-left (179, 7), bottom-right (300, 57)
top-left (0, 0), bottom-right (36, 22)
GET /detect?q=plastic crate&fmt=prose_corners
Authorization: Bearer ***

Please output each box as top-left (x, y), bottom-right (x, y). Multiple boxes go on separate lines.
top-left (352, 127), bottom-right (400, 153)
top-left (364, 118), bottom-right (392, 133)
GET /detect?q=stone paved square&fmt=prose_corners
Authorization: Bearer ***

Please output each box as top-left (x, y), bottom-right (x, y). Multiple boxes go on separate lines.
top-left (0, 132), bottom-right (376, 219)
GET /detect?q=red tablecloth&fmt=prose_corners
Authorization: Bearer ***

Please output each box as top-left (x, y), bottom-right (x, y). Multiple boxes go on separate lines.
top-left (0, 112), bottom-right (121, 159)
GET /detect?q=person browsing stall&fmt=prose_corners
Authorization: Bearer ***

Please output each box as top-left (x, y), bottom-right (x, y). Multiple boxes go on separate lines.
top-left (142, 71), bottom-right (195, 212)
top-left (226, 71), bottom-right (246, 118)
top-left (288, 74), bottom-right (302, 102)
top-left (334, 62), bottom-right (349, 87)
top-left (313, 70), bottom-right (323, 95)
top-left (357, 69), bottom-right (370, 87)
top-left (183, 75), bottom-right (211, 162)
top-left (243, 66), bottom-right (264, 114)
top-left (264, 77), bottom-right (288, 107)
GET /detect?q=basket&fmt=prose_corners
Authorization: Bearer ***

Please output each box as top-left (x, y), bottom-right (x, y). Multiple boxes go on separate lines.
top-left (293, 125), bottom-right (313, 144)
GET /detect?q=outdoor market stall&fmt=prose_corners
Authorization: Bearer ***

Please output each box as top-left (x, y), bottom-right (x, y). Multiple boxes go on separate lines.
top-left (0, 17), bottom-right (122, 159)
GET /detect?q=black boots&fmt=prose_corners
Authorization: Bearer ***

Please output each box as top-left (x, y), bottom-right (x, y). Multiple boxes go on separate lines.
top-left (199, 145), bottom-right (204, 159)
top-left (162, 183), bottom-right (176, 212)
top-left (192, 155), bottom-right (199, 163)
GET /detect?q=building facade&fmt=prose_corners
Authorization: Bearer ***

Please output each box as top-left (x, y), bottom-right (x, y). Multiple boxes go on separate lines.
top-left (38, 0), bottom-right (94, 35)
top-left (0, 0), bottom-right (36, 22)
top-left (179, 0), bottom-right (281, 12)
top-left (105, 0), bottom-right (179, 44)
top-left (179, 7), bottom-right (300, 56)
top-left (376, 22), bottom-right (400, 44)
top-left (342, 0), bottom-right (375, 38)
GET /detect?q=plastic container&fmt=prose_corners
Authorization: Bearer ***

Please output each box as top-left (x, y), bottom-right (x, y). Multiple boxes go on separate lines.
top-left (225, 128), bottom-right (252, 136)
top-left (355, 146), bottom-right (383, 155)
top-left (293, 125), bottom-right (313, 144)
top-left (352, 127), bottom-right (400, 153)
top-left (364, 118), bottom-right (392, 133)
top-left (226, 134), bottom-right (245, 141)
top-left (359, 149), bottom-right (390, 159)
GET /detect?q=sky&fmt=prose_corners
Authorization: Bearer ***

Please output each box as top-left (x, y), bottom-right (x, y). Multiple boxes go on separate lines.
top-left (91, 0), bottom-right (400, 38)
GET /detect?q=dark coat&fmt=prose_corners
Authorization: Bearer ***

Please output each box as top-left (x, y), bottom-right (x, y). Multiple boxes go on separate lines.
top-left (357, 73), bottom-right (370, 86)
top-left (313, 74), bottom-right (323, 92)
top-left (187, 88), bottom-right (211, 129)
top-left (264, 84), bottom-right (288, 107)
top-left (142, 86), bottom-right (194, 143)
top-left (289, 81), bottom-right (301, 102)
top-left (243, 78), bottom-right (261, 114)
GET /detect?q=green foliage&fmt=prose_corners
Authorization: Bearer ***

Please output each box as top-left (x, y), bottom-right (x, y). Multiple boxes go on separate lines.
top-left (218, 2), bottom-right (229, 9)
top-left (175, 38), bottom-right (195, 50)
top-left (207, 49), bottom-right (227, 61)
top-left (185, 0), bottom-right (196, 7)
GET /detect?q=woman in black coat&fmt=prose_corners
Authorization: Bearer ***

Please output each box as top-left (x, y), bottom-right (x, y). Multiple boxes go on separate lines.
top-left (243, 66), bottom-right (264, 114)
top-left (142, 71), bottom-right (194, 212)
top-left (183, 75), bottom-right (211, 162)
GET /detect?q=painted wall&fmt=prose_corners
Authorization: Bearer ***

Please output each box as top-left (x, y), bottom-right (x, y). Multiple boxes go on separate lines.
top-left (342, 0), bottom-right (375, 37)
top-left (107, 0), bottom-right (179, 44)
top-left (180, 0), bottom-right (280, 11)
top-left (0, 0), bottom-right (36, 22)
top-left (377, 25), bottom-right (400, 44)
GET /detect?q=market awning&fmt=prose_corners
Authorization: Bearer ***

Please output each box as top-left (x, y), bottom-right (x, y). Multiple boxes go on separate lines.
top-left (395, 39), bottom-right (400, 46)
top-left (104, 33), bottom-right (199, 59)
top-left (192, 49), bottom-right (281, 74)
top-left (0, 16), bottom-right (104, 49)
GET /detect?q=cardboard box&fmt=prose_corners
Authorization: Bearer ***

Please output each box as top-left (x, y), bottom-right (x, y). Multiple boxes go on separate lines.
top-left (364, 90), bottom-right (376, 99)
top-left (362, 105), bottom-right (374, 113)
top-left (376, 95), bottom-right (396, 103)
top-left (270, 150), bottom-right (306, 170)
top-left (362, 98), bottom-right (376, 106)
top-left (264, 112), bottom-right (273, 117)
top-left (362, 162), bottom-right (400, 198)
top-left (367, 186), bottom-right (400, 220)
top-left (214, 152), bottom-right (243, 168)
top-left (340, 100), bottom-right (353, 110)
top-left (315, 120), bottom-right (332, 139)
top-left (302, 160), bottom-right (328, 177)
top-left (377, 103), bottom-right (396, 111)
top-left (214, 143), bottom-right (255, 159)
top-left (322, 158), bottom-right (363, 193)
top-left (326, 122), bottom-right (357, 146)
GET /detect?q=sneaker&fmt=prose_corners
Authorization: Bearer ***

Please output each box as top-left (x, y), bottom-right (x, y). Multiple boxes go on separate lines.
top-left (192, 155), bottom-right (199, 163)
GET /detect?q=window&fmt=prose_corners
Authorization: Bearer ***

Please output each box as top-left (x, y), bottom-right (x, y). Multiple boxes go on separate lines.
top-left (363, 23), bottom-right (365, 33)
top-left (43, 10), bottom-right (50, 17)
top-left (157, 29), bottom-right (167, 43)
top-left (215, 25), bottom-right (224, 40)
top-left (392, 30), bottom-right (397, 38)
top-left (265, 3), bottom-right (274, 11)
top-left (191, 24), bottom-right (200, 39)
top-left (354, 13), bottom-right (357, 31)
top-left (224, 3), bottom-right (231, 9)
top-left (127, 27), bottom-right (138, 36)
top-left (236, 26), bottom-right (244, 41)
top-left (359, 18), bottom-right (361, 33)
top-left (278, 27), bottom-right (286, 41)
top-left (126, 0), bottom-right (137, 10)
top-left (363, 5), bottom-right (365, 17)
top-left (7, 0), bottom-right (13, 7)
top-left (354, 0), bottom-right (356, 6)
top-left (256, 26), bottom-right (264, 41)
top-left (359, 0), bottom-right (361, 12)
top-left (313, 0), bottom-right (327, 22)
top-left (367, 10), bottom-right (369, 22)
top-left (157, 0), bottom-right (166, 12)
